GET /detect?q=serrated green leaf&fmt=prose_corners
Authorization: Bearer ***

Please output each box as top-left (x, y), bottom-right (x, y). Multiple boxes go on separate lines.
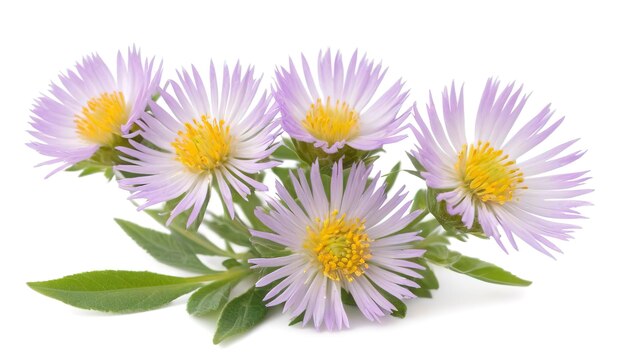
top-left (28, 271), bottom-right (203, 313)
top-left (115, 219), bottom-right (213, 274)
top-left (213, 287), bottom-right (269, 344)
top-left (187, 281), bottom-right (234, 316)
top-left (206, 215), bottom-right (251, 247)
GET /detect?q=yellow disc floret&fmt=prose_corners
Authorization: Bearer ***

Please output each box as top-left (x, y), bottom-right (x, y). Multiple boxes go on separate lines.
top-left (75, 91), bottom-right (128, 145)
top-left (172, 116), bottom-right (232, 173)
top-left (455, 141), bottom-right (526, 204)
top-left (305, 210), bottom-right (371, 281)
top-left (302, 97), bottom-right (359, 145)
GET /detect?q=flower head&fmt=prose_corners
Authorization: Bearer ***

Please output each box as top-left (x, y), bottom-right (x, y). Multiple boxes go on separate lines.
top-left (28, 47), bottom-right (162, 177)
top-left (249, 160), bottom-right (424, 330)
top-left (274, 50), bottom-right (409, 161)
top-left (117, 62), bottom-right (280, 225)
top-left (412, 79), bottom-right (591, 256)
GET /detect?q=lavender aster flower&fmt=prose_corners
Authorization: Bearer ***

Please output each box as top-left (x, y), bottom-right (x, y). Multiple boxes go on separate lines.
top-left (249, 160), bottom-right (424, 330)
top-left (411, 79), bottom-right (591, 256)
top-left (274, 50), bottom-right (409, 157)
top-left (28, 47), bottom-right (162, 177)
top-left (117, 63), bottom-right (280, 225)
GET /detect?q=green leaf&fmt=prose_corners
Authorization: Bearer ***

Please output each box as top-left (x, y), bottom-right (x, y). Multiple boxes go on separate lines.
top-left (28, 271), bottom-right (203, 313)
top-left (383, 162), bottom-right (401, 193)
top-left (213, 287), bottom-right (269, 344)
top-left (189, 192), bottom-right (211, 232)
top-left (341, 289), bottom-right (357, 306)
top-left (205, 215), bottom-right (251, 247)
top-left (409, 259), bottom-right (438, 298)
top-left (250, 236), bottom-right (291, 258)
top-left (406, 152), bottom-right (425, 179)
top-left (221, 258), bottom-right (241, 269)
top-left (115, 219), bottom-right (213, 274)
top-left (384, 291), bottom-right (407, 318)
top-left (424, 248), bottom-right (532, 286)
top-left (145, 209), bottom-right (233, 258)
top-left (104, 167), bottom-right (115, 181)
top-left (272, 143), bottom-right (300, 161)
top-left (271, 167), bottom-right (297, 198)
top-left (289, 312), bottom-right (305, 326)
top-left (187, 281), bottom-right (234, 316)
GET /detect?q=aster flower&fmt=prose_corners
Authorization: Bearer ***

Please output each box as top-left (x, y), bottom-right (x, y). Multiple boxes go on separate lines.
top-left (249, 160), bottom-right (424, 330)
top-left (117, 62), bottom-right (280, 225)
top-left (411, 79), bottom-right (591, 256)
top-left (273, 49), bottom-right (409, 161)
top-left (28, 47), bottom-right (162, 177)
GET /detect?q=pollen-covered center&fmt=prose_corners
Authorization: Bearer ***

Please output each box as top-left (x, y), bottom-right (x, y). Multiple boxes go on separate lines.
top-left (172, 116), bottom-right (232, 173)
top-left (75, 91), bottom-right (128, 145)
top-left (455, 141), bottom-right (525, 204)
top-left (302, 98), bottom-right (360, 145)
top-left (305, 210), bottom-right (371, 281)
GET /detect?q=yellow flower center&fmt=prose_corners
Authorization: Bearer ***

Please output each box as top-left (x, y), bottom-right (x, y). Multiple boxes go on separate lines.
top-left (305, 210), bottom-right (371, 281)
top-left (455, 141), bottom-right (526, 204)
top-left (302, 98), bottom-right (359, 145)
top-left (172, 116), bottom-right (232, 173)
top-left (75, 91), bottom-right (129, 145)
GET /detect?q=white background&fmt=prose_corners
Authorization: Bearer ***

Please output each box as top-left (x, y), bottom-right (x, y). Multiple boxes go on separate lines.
top-left (1, 0), bottom-right (624, 357)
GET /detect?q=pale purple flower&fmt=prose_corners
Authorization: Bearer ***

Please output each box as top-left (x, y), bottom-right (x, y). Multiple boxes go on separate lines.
top-left (117, 63), bottom-right (280, 225)
top-left (28, 47), bottom-right (162, 177)
top-left (274, 50), bottom-right (409, 154)
top-left (249, 160), bottom-right (424, 330)
top-left (412, 79), bottom-right (591, 256)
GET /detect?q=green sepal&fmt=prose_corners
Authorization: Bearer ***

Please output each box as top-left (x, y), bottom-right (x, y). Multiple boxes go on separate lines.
top-left (27, 270), bottom-right (203, 313)
top-left (426, 188), bottom-right (487, 237)
top-left (292, 139), bottom-right (382, 172)
top-left (213, 286), bottom-right (269, 344)
top-left (159, 190), bottom-right (211, 233)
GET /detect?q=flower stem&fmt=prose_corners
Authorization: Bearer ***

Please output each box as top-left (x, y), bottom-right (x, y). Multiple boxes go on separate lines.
top-left (185, 266), bottom-right (251, 283)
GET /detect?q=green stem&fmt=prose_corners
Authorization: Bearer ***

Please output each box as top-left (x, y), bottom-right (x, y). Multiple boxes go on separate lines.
top-left (185, 266), bottom-right (251, 284)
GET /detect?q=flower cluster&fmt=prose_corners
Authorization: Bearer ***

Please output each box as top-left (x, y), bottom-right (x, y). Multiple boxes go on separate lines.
top-left (27, 47), bottom-right (590, 343)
